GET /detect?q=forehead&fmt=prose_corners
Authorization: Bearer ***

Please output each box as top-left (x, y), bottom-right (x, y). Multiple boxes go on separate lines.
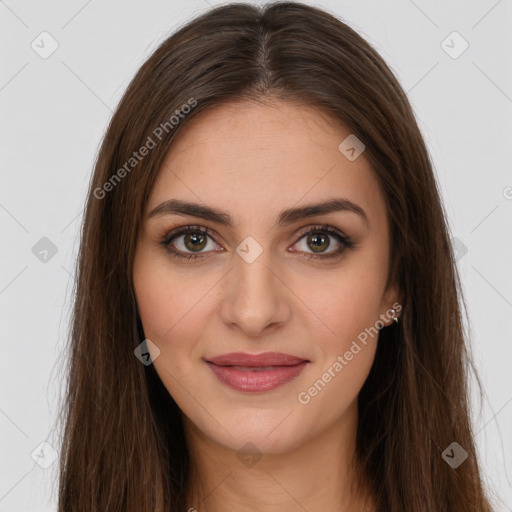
top-left (145, 99), bottom-right (387, 227)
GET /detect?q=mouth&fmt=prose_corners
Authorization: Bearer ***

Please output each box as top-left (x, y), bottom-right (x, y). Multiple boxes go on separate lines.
top-left (204, 352), bottom-right (310, 392)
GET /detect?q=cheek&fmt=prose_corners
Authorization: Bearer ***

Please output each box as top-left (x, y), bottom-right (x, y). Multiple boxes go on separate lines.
top-left (133, 268), bottom-right (172, 341)
top-left (296, 273), bottom-right (381, 417)
top-left (133, 258), bottom-right (207, 394)
top-left (133, 242), bottom-right (201, 328)
top-left (306, 267), bottom-right (386, 341)
top-left (133, 249), bottom-right (200, 341)
top-left (299, 259), bottom-right (387, 398)
top-left (133, 253), bottom-right (221, 380)
top-left (135, 282), bottom-right (209, 345)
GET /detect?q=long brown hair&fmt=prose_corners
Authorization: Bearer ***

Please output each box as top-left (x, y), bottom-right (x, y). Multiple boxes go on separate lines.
top-left (54, 2), bottom-right (496, 510)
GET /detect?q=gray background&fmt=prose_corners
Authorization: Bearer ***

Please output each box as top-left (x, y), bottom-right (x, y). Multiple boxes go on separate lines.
top-left (1, 0), bottom-right (511, 510)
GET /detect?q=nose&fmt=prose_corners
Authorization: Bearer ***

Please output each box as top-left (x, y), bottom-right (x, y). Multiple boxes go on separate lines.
top-left (219, 247), bottom-right (292, 338)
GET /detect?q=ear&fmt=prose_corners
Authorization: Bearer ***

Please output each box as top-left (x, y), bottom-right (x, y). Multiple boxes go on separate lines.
top-left (380, 254), bottom-right (402, 326)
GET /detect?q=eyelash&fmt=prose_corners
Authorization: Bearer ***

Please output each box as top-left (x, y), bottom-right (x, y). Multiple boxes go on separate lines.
top-left (159, 224), bottom-right (355, 262)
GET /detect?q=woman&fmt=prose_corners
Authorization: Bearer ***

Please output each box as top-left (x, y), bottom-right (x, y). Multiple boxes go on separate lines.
top-left (55, 2), bottom-right (496, 511)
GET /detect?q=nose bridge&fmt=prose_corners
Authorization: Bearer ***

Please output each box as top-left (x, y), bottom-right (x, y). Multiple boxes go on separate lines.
top-left (220, 241), bottom-right (289, 335)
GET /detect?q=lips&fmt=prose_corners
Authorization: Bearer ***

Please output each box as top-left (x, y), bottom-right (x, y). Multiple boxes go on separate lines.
top-left (205, 352), bottom-right (309, 392)
top-left (206, 352), bottom-right (308, 367)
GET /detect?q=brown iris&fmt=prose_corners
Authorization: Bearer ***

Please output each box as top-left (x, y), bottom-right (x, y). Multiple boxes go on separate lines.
top-left (307, 233), bottom-right (329, 253)
top-left (184, 231), bottom-right (208, 252)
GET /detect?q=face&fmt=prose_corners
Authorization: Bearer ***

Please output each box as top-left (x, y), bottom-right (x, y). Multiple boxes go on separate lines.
top-left (133, 99), bottom-right (400, 456)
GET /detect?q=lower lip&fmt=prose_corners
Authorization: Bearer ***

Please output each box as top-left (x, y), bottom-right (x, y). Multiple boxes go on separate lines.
top-left (206, 361), bottom-right (308, 392)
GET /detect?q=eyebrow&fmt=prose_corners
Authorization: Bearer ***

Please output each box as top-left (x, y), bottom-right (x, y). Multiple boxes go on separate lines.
top-left (148, 197), bottom-right (368, 227)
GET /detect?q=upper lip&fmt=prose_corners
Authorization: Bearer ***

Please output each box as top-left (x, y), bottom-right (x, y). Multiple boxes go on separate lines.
top-left (205, 352), bottom-right (309, 367)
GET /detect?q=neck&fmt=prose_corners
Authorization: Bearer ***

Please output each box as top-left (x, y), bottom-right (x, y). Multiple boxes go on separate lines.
top-left (182, 399), bottom-right (375, 512)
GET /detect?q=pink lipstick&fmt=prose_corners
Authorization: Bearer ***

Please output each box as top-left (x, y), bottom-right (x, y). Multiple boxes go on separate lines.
top-left (205, 352), bottom-right (309, 392)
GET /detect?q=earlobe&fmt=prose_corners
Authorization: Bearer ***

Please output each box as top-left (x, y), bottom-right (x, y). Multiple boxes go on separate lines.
top-left (381, 251), bottom-right (402, 325)
top-left (381, 282), bottom-right (403, 326)
top-left (392, 300), bottom-right (403, 314)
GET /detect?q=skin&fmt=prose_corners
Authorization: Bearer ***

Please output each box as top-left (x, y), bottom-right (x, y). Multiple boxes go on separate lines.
top-left (133, 98), bottom-right (400, 512)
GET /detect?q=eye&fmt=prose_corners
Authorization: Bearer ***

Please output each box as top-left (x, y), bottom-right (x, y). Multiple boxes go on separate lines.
top-left (159, 224), bottom-right (355, 261)
top-left (160, 225), bottom-right (221, 260)
top-left (290, 224), bottom-right (355, 260)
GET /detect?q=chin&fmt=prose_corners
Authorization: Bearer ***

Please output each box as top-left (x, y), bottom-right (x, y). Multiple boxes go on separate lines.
top-left (197, 410), bottom-right (307, 456)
